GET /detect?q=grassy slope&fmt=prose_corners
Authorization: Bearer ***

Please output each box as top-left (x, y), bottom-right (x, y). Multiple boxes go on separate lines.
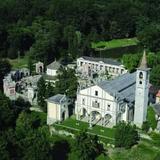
top-left (61, 116), bottom-right (115, 138)
top-left (55, 117), bottom-right (160, 160)
top-left (110, 140), bottom-right (159, 160)
top-left (7, 55), bottom-right (29, 69)
top-left (91, 38), bottom-right (138, 49)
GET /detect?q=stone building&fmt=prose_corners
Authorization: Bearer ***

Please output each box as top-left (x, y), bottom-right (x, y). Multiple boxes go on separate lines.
top-left (3, 74), bottom-right (16, 100)
top-left (77, 56), bottom-right (127, 78)
top-left (35, 61), bottom-right (44, 74)
top-left (75, 52), bottom-right (149, 128)
top-left (47, 94), bottom-right (70, 125)
top-left (46, 61), bottom-right (61, 77)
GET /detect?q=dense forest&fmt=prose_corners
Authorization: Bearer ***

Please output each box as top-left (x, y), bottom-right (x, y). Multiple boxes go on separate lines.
top-left (1, 0), bottom-right (160, 65)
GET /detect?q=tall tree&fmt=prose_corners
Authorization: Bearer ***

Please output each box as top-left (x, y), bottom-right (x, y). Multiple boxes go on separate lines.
top-left (37, 77), bottom-right (46, 112)
top-left (55, 68), bottom-right (77, 99)
top-left (0, 59), bottom-right (11, 91)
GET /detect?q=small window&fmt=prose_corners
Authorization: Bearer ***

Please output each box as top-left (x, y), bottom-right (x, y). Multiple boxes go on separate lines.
top-left (82, 98), bottom-right (85, 105)
top-left (139, 72), bottom-right (143, 79)
top-left (95, 91), bottom-right (98, 96)
top-left (139, 81), bottom-right (142, 84)
top-left (107, 104), bottom-right (110, 111)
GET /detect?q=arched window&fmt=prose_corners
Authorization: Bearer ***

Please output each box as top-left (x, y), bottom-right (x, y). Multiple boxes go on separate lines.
top-left (139, 81), bottom-right (142, 85)
top-left (139, 72), bottom-right (143, 79)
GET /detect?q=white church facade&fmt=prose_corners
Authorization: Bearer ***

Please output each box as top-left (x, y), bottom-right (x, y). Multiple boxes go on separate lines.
top-left (75, 51), bottom-right (149, 128)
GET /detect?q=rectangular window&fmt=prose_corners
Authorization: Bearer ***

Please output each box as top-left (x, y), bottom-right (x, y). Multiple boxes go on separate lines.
top-left (95, 91), bottom-right (98, 96)
top-left (92, 101), bottom-right (100, 108)
top-left (107, 104), bottom-right (110, 111)
top-left (82, 98), bottom-right (85, 105)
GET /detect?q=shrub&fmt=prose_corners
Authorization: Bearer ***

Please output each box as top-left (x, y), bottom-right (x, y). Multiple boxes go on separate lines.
top-left (147, 107), bottom-right (157, 130)
top-left (114, 121), bottom-right (139, 149)
top-left (142, 121), bottom-right (150, 132)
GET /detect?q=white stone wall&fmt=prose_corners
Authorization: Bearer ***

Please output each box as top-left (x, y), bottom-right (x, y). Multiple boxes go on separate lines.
top-left (76, 85), bottom-right (118, 126)
top-left (46, 68), bottom-right (57, 76)
top-left (47, 99), bottom-right (69, 125)
top-left (77, 57), bottom-right (127, 77)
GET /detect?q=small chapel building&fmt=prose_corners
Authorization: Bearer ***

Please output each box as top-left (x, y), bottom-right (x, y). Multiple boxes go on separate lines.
top-left (75, 51), bottom-right (150, 128)
top-left (47, 94), bottom-right (70, 125)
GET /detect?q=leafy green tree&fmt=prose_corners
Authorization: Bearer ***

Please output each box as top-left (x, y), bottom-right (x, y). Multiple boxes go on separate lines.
top-left (137, 23), bottom-right (160, 52)
top-left (8, 25), bottom-right (34, 57)
top-left (51, 140), bottom-right (70, 160)
top-left (0, 92), bottom-right (14, 131)
top-left (45, 82), bottom-right (54, 98)
top-left (121, 54), bottom-right (141, 72)
top-left (72, 131), bottom-right (104, 160)
top-left (0, 59), bottom-right (11, 90)
top-left (115, 122), bottom-right (139, 148)
top-left (154, 152), bottom-right (160, 160)
top-left (22, 126), bottom-right (51, 160)
top-left (37, 77), bottom-right (47, 112)
top-left (150, 65), bottom-right (160, 86)
top-left (55, 68), bottom-right (77, 99)
top-left (28, 54), bottom-right (34, 75)
top-left (28, 18), bottom-right (62, 63)
top-left (0, 134), bottom-right (9, 160)
top-left (147, 106), bottom-right (157, 130)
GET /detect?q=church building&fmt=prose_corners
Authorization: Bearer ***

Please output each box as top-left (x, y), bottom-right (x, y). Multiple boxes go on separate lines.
top-left (75, 51), bottom-right (149, 128)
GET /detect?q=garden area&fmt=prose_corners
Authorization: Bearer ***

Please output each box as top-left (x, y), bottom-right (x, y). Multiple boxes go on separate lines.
top-left (91, 38), bottom-right (138, 50)
top-left (53, 116), bottom-right (115, 143)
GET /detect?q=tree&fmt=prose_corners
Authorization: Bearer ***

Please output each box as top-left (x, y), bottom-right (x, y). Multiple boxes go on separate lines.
top-left (0, 92), bottom-right (14, 131)
top-left (22, 126), bottom-right (51, 160)
top-left (45, 82), bottom-right (54, 98)
top-left (150, 65), bottom-right (160, 86)
top-left (8, 25), bottom-right (34, 57)
top-left (154, 152), bottom-right (160, 160)
top-left (27, 54), bottom-right (34, 75)
top-left (0, 134), bottom-right (9, 160)
top-left (0, 59), bottom-right (11, 90)
top-left (51, 140), bottom-right (70, 160)
top-left (115, 122), bottom-right (139, 149)
top-left (28, 18), bottom-right (62, 63)
top-left (147, 106), bottom-right (157, 130)
top-left (137, 23), bottom-right (160, 52)
top-left (72, 131), bottom-right (104, 160)
top-left (37, 77), bottom-right (46, 112)
top-left (55, 68), bottom-right (77, 99)
top-left (121, 53), bottom-right (141, 72)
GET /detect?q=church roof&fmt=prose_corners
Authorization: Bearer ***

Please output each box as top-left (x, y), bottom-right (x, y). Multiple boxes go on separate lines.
top-left (138, 50), bottom-right (148, 70)
top-left (80, 56), bottom-right (122, 66)
top-left (98, 72), bottom-right (136, 103)
top-left (47, 61), bottom-right (61, 70)
top-left (47, 94), bottom-right (66, 104)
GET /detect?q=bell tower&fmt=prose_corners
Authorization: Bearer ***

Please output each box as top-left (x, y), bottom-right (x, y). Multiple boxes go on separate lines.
top-left (134, 50), bottom-right (150, 127)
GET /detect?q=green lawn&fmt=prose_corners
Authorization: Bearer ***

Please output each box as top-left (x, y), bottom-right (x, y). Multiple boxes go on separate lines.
top-left (8, 55), bottom-right (29, 69)
top-left (53, 116), bottom-right (115, 143)
top-left (53, 117), bottom-right (160, 160)
top-left (91, 37), bottom-right (138, 50)
top-left (110, 140), bottom-right (159, 160)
